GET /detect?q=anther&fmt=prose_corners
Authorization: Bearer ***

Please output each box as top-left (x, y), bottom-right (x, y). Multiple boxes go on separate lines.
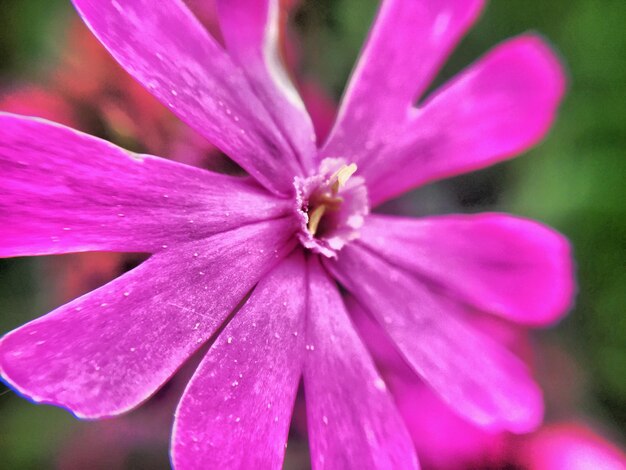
top-left (307, 205), bottom-right (327, 236)
top-left (330, 163), bottom-right (357, 194)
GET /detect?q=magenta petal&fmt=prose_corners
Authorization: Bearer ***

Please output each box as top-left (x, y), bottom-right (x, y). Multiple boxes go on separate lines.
top-left (365, 35), bottom-right (566, 204)
top-left (71, 0), bottom-right (303, 194)
top-left (304, 257), bottom-right (419, 469)
top-left (216, 0), bottom-right (317, 174)
top-left (359, 214), bottom-right (574, 325)
top-left (0, 218), bottom-right (296, 418)
top-left (172, 250), bottom-right (306, 469)
top-left (347, 296), bottom-right (508, 469)
top-left (322, 0), bottom-right (483, 157)
top-left (0, 113), bottom-right (290, 257)
top-left (327, 245), bottom-right (544, 433)
top-left (521, 422), bottom-right (626, 470)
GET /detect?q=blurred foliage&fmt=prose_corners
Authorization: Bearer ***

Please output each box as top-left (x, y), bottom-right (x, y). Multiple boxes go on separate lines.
top-left (0, 0), bottom-right (624, 467)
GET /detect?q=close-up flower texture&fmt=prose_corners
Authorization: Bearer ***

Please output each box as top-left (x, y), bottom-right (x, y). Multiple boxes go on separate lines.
top-left (0, 0), bottom-right (624, 469)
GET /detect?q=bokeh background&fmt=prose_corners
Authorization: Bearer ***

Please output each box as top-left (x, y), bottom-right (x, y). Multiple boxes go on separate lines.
top-left (0, 0), bottom-right (624, 468)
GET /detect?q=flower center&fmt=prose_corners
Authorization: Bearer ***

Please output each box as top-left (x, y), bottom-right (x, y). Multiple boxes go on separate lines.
top-left (294, 158), bottom-right (369, 258)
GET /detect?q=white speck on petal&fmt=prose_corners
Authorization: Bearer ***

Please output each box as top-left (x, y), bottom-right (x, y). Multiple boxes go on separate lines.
top-left (433, 12), bottom-right (451, 38)
top-left (374, 378), bottom-right (386, 391)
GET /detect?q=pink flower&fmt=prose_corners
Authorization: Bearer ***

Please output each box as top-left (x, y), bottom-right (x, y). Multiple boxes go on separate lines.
top-left (0, 0), bottom-right (574, 468)
top-left (518, 422), bottom-right (626, 470)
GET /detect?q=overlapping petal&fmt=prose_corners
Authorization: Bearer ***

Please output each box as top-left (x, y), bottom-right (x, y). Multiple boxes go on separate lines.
top-left (0, 218), bottom-right (296, 418)
top-left (172, 250), bottom-right (306, 469)
top-left (322, 0), bottom-right (484, 158)
top-left (359, 214), bottom-right (574, 325)
top-left (365, 35), bottom-right (566, 204)
top-left (217, 0), bottom-right (317, 174)
top-left (304, 257), bottom-right (419, 469)
top-left (0, 113), bottom-right (290, 257)
top-left (348, 296), bottom-right (518, 468)
top-left (72, 0), bottom-right (304, 194)
top-left (326, 244), bottom-right (543, 433)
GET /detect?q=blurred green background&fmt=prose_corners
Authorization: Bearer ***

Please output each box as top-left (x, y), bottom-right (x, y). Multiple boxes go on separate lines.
top-left (0, 0), bottom-right (624, 468)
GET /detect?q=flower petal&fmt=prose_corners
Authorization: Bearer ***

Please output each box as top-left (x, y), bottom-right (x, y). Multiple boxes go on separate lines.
top-left (520, 422), bottom-right (626, 470)
top-left (184, 0), bottom-right (223, 42)
top-left (300, 80), bottom-right (336, 144)
top-left (359, 214), bottom-right (574, 325)
top-left (326, 244), bottom-right (544, 433)
top-left (172, 250), bottom-right (306, 469)
top-left (322, 0), bottom-right (483, 156)
top-left (0, 218), bottom-right (296, 418)
top-left (216, 0), bottom-right (317, 174)
top-left (364, 35), bottom-right (566, 204)
top-left (304, 257), bottom-right (419, 469)
top-left (71, 0), bottom-right (304, 194)
top-left (347, 295), bottom-right (518, 468)
top-left (0, 113), bottom-right (290, 257)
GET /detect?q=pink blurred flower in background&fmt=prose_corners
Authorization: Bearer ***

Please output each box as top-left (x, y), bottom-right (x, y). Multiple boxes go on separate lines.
top-left (0, 0), bottom-right (574, 468)
top-left (519, 422), bottom-right (626, 470)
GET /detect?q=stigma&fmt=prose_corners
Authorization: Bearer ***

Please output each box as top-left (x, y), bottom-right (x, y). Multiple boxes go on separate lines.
top-left (294, 158), bottom-right (369, 258)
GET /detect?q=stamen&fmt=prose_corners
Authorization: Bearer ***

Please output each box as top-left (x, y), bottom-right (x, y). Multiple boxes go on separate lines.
top-left (294, 158), bottom-right (368, 258)
top-left (330, 163), bottom-right (357, 194)
top-left (307, 205), bottom-right (327, 236)
top-left (318, 194), bottom-right (343, 210)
